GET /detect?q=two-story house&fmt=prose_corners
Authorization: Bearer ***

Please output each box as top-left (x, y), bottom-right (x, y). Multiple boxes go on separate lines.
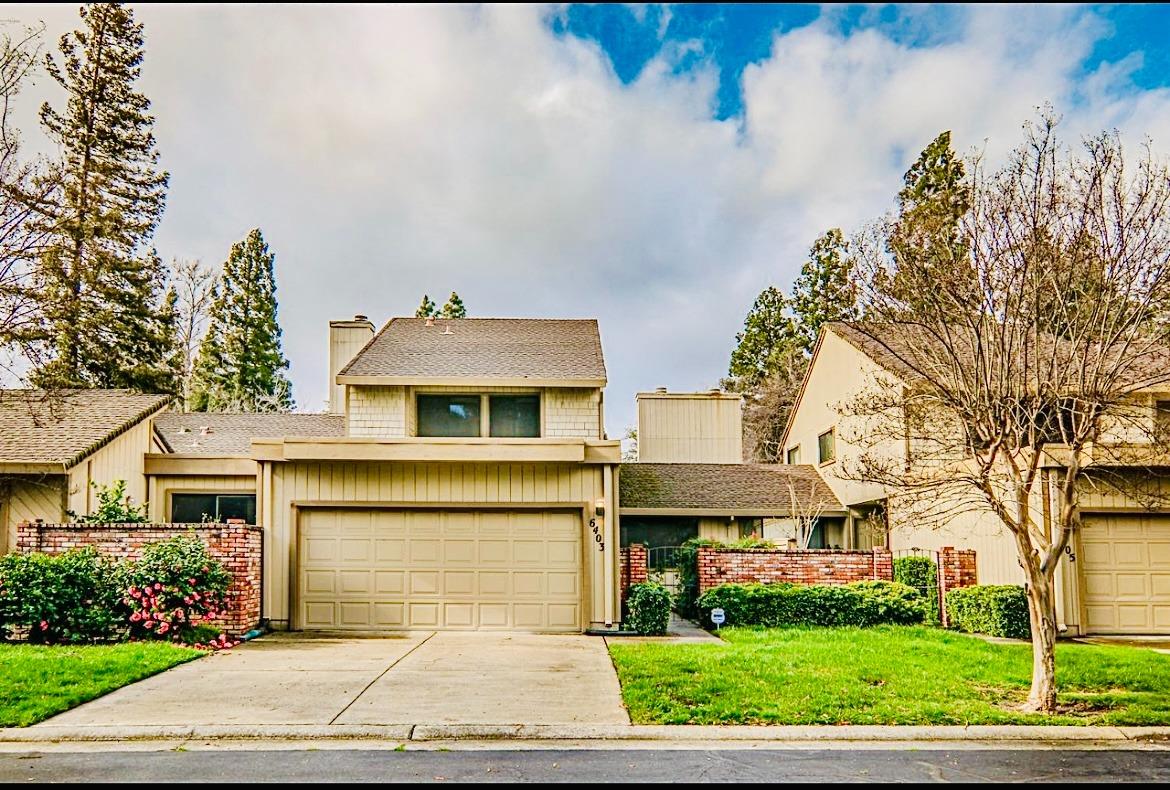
top-left (7, 316), bottom-right (622, 634)
top-left (784, 321), bottom-right (1170, 636)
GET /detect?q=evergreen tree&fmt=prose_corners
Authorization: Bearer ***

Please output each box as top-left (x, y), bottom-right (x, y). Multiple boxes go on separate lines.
top-left (728, 286), bottom-right (796, 387)
top-left (439, 291), bottom-right (466, 319)
top-left (790, 228), bottom-right (860, 353)
top-left (189, 229), bottom-right (292, 412)
top-left (886, 131), bottom-right (975, 315)
top-left (30, 3), bottom-right (175, 393)
top-left (415, 293), bottom-right (436, 318)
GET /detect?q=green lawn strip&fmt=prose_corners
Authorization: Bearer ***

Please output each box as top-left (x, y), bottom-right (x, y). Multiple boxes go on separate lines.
top-left (608, 626), bottom-right (1170, 726)
top-left (0, 642), bottom-right (202, 727)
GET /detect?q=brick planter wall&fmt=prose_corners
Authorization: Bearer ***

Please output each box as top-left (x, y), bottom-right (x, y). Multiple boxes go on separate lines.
top-left (16, 522), bottom-right (262, 637)
top-left (697, 546), bottom-right (894, 594)
top-left (620, 544), bottom-right (648, 601)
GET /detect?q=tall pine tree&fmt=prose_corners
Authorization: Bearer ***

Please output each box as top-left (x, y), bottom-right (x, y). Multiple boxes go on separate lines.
top-left (189, 229), bottom-right (292, 412)
top-left (790, 228), bottom-right (859, 353)
top-left (31, 3), bottom-right (175, 393)
top-left (439, 291), bottom-right (466, 319)
top-left (415, 294), bottom-right (436, 318)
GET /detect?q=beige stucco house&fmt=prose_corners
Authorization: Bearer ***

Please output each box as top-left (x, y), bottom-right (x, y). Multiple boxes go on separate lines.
top-left (783, 321), bottom-right (1170, 636)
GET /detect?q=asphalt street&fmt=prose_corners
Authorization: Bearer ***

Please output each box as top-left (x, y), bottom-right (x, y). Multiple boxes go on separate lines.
top-left (1, 748), bottom-right (1168, 783)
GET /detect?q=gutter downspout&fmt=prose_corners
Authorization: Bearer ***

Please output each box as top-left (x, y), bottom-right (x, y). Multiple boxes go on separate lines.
top-left (603, 464), bottom-right (615, 628)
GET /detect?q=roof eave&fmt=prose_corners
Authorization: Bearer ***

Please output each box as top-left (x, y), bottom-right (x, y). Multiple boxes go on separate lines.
top-left (336, 375), bottom-right (606, 388)
top-left (619, 507), bottom-right (850, 517)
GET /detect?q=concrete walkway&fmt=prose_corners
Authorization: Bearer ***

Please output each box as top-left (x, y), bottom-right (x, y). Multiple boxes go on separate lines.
top-left (37, 632), bottom-right (629, 729)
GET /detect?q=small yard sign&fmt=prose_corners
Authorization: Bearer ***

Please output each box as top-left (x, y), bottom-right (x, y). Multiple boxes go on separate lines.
top-left (710, 608), bottom-right (726, 629)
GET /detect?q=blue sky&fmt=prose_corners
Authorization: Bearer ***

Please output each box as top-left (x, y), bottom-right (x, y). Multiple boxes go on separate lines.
top-left (554, 4), bottom-right (1170, 120)
top-left (1, 4), bottom-right (1169, 434)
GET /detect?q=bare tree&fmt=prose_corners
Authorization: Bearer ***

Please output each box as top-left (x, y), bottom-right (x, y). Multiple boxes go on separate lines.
top-left (0, 23), bottom-right (57, 382)
top-left (841, 112), bottom-right (1170, 712)
top-left (168, 258), bottom-right (215, 410)
top-left (783, 477), bottom-right (831, 548)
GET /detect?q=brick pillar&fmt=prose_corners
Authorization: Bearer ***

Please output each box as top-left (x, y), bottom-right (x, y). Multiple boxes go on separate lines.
top-left (871, 546), bottom-right (893, 581)
top-left (619, 544), bottom-right (648, 601)
top-left (939, 546), bottom-right (978, 627)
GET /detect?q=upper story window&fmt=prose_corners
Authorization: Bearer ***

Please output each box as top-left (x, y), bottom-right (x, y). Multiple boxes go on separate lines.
top-left (786, 445), bottom-right (801, 464)
top-left (1156, 400), bottom-right (1170, 435)
top-left (416, 393), bottom-right (541, 438)
top-left (417, 394), bottom-right (482, 437)
top-left (818, 428), bottom-right (836, 464)
top-left (489, 394), bottom-right (540, 437)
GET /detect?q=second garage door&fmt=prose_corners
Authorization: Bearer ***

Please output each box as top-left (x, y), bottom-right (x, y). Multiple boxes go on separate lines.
top-left (1080, 514), bottom-right (1170, 634)
top-left (297, 508), bottom-right (583, 632)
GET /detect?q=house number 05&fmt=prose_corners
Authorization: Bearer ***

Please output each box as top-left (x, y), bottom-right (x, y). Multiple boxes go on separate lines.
top-left (589, 518), bottom-right (605, 551)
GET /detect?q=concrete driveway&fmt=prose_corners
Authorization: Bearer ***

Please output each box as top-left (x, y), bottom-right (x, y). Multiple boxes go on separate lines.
top-left (39, 632), bottom-right (629, 728)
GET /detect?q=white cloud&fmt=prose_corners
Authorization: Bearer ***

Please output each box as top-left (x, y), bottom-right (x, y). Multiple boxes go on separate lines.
top-left (1, 4), bottom-right (1168, 434)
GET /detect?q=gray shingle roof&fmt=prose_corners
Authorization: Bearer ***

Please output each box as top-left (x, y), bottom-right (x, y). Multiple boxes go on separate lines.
top-left (338, 318), bottom-right (607, 382)
top-left (154, 413), bottom-right (346, 455)
top-left (0, 390), bottom-right (171, 467)
top-left (619, 463), bottom-right (843, 513)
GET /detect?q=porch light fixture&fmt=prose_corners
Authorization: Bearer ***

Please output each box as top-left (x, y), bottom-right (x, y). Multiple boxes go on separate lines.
top-left (594, 498), bottom-right (606, 516)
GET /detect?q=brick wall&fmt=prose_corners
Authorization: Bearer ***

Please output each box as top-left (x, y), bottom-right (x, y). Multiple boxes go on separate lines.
top-left (620, 544), bottom-right (648, 601)
top-left (697, 546), bottom-right (894, 593)
top-left (17, 522), bottom-right (262, 637)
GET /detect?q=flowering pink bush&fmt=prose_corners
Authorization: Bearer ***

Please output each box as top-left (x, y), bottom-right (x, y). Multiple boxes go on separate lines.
top-left (123, 535), bottom-right (233, 647)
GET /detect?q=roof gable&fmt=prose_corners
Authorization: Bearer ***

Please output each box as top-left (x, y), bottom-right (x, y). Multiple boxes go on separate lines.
top-left (337, 318), bottom-right (607, 384)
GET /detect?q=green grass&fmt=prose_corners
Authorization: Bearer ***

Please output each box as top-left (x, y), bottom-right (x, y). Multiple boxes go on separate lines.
top-left (0, 642), bottom-right (202, 727)
top-left (608, 626), bottom-right (1170, 725)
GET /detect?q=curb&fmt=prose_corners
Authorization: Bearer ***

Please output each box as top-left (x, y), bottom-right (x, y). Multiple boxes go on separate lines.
top-left (4, 724), bottom-right (1170, 744)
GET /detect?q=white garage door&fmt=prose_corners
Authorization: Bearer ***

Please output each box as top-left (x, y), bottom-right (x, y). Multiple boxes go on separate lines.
top-left (298, 508), bottom-right (583, 632)
top-left (1081, 514), bottom-right (1170, 634)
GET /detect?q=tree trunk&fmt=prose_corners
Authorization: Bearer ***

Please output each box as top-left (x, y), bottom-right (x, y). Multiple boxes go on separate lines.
top-left (1021, 563), bottom-right (1059, 713)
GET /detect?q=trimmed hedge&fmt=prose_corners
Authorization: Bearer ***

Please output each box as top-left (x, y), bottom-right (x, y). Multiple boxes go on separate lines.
top-left (696, 580), bottom-right (926, 628)
top-left (0, 548), bottom-right (128, 644)
top-left (945, 584), bottom-right (1031, 640)
top-left (626, 581), bottom-right (672, 635)
top-left (893, 555), bottom-right (940, 625)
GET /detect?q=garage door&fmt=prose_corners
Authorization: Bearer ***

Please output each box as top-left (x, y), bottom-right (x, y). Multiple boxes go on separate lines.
top-left (297, 508), bottom-right (583, 632)
top-left (1081, 514), bottom-right (1170, 634)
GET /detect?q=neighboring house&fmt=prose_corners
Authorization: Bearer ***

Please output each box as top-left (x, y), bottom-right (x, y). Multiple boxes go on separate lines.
top-left (620, 388), bottom-right (845, 549)
top-left (619, 462), bottom-right (845, 548)
top-left (783, 321), bottom-right (1170, 636)
top-left (0, 390), bottom-right (170, 551)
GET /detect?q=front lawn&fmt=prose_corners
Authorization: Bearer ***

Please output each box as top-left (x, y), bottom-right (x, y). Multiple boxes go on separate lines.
top-left (608, 626), bottom-right (1170, 725)
top-left (0, 642), bottom-right (202, 727)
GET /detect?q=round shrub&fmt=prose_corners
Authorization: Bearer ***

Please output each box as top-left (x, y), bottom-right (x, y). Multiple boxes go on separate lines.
top-left (626, 581), bottom-right (672, 635)
top-left (945, 584), bottom-right (1031, 639)
top-left (124, 534), bottom-right (232, 645)
top-left (0, 548), bottom-right (127, 644)
top-left (893, 555), bottom-right (940, 625)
